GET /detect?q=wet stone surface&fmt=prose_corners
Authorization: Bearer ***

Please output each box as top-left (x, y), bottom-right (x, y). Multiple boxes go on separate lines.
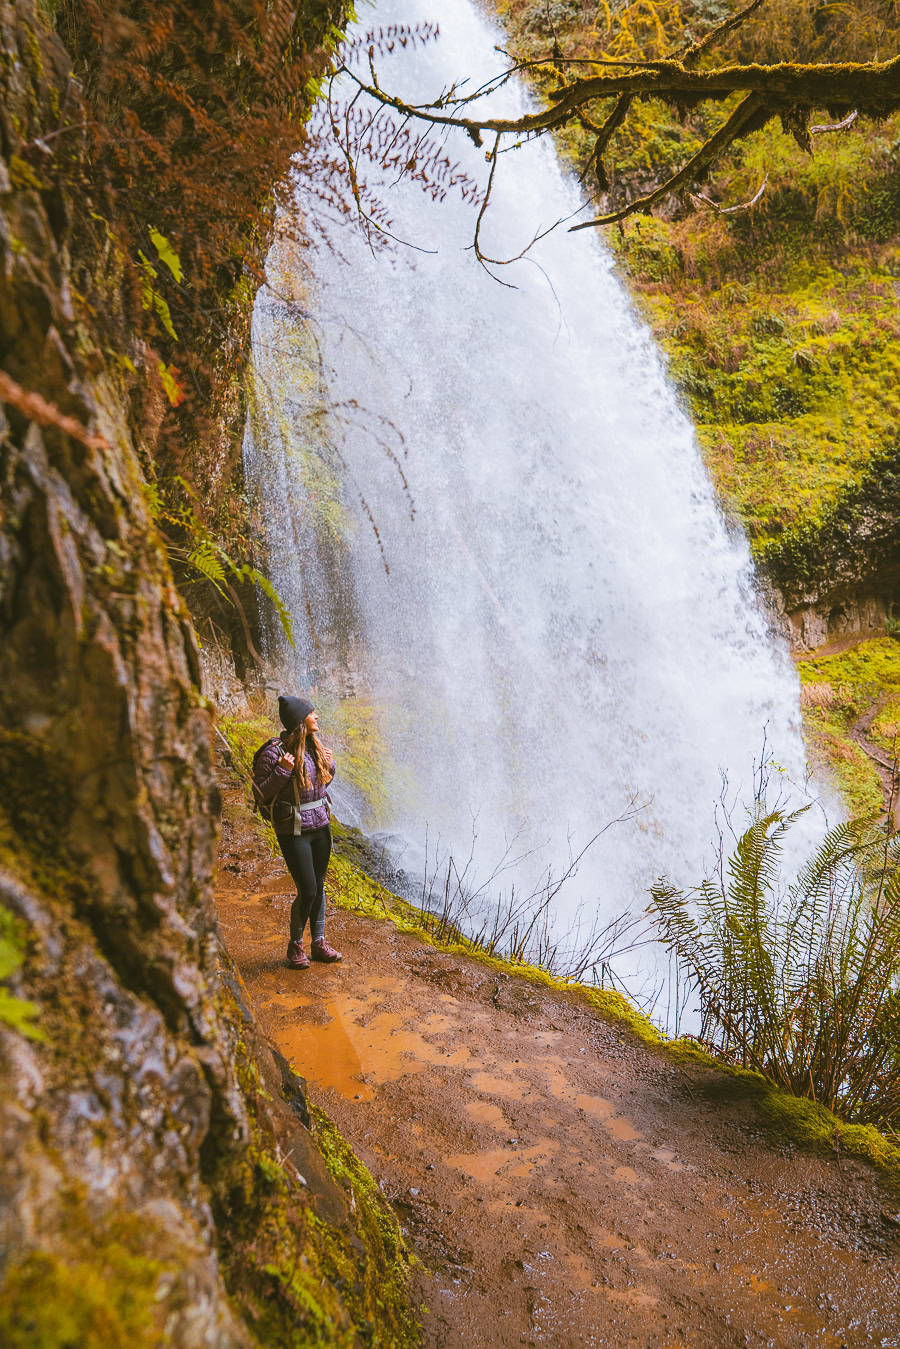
top-left (217, 792), bottom-right (900, 1347)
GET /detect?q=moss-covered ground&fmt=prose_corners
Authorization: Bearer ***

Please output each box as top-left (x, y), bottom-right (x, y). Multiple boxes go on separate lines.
top-left (0, 1202), bottom-right (181, 1349)
top-left (797, 636), bottom-right (900, 817)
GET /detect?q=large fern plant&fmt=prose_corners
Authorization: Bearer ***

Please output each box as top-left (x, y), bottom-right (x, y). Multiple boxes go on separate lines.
top-left (651, 807), bottom-right (900, 1129)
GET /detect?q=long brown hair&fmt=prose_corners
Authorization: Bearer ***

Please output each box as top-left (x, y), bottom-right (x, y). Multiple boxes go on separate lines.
top-left (284, 722), bottom-right (334, 791)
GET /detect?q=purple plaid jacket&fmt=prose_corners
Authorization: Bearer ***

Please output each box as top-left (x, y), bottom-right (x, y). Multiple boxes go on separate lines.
top-left (253, 734), bottom-right (335, 833)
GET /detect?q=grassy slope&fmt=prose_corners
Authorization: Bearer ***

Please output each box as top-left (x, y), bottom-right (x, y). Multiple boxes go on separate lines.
top-left (798, 635), bottom-right (900, 817)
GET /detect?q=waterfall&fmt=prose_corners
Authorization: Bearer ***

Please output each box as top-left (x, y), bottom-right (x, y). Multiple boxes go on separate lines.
top-left (245, 0), bottom-right (819, 994)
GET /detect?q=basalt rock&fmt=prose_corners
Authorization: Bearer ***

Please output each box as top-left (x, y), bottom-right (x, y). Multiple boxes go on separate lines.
top-left (0, 2), bottom-right (415, 1343)
top-left (760, 445), bottom-right (900, 650)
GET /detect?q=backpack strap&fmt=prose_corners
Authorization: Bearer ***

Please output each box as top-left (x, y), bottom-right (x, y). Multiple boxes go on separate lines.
top-left (251, 737), bottom-right (290, 816)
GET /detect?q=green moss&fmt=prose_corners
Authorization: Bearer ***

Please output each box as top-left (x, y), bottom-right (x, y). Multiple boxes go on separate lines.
top-left (219, 712), bottom-right (278, 779)
top-left (8, 153), bottom-right (45, 190)
top-left (616, 245), bottom-right (900, 547)
top-left (214, 983), bottom-right (419, 1347)
top-left (799, 635), bottom-right (900, 696)
top-left (219, 713), bottom-right (281, 852)
top-left (0, 1206), bottom-right (174, 1349)
top-left (308, 1103), bottom-right (418, 1346)
top-left (694, 1062), bottom-right (900, 1189)
top-left (796, 637), bottom-right (900, 813)
top-left (315, 698), bottom-right (398, 826)
top-left (0, 907), bottom-right (41, 1040)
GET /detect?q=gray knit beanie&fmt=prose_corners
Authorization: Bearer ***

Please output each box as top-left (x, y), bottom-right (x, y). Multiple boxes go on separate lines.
top-left (278, 694), bottom-right (314, 733)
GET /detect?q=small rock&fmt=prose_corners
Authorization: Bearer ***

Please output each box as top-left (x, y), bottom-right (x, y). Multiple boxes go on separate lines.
top-left (426, 1163), bottom-right (435, 1171)
top-left (881, 1210), bottom-right (900, 1227)
top-left (409, 1187), bottom-right (420, 1197)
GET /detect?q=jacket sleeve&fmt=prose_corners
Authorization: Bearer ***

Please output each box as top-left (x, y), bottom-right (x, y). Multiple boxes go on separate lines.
top-left (253, 741), bottom-right (294, 802)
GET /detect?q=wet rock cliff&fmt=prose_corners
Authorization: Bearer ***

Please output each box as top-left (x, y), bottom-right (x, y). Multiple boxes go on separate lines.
top-left (0, 2), bottom-right (415, 1343)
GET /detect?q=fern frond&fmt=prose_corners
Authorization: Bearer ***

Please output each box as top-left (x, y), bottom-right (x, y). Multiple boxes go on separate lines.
top-left (188, 545), bottom-right (227, 589)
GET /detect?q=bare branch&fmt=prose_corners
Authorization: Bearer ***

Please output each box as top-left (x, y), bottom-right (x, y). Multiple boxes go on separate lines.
top-left (579, 93), bottom-right (633, 190)
top-left (0, 369), bottom-right (110, 452)
top-left (340, 54), bottom-right (900, 143)
top-left (688, 171), bottom-right (769, 215)
top-left (810, 108), bottom-right (860, 134)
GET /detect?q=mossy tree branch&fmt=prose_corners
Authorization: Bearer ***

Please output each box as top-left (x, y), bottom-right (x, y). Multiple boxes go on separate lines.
top-left (337, 36), bottom-right (900, 231)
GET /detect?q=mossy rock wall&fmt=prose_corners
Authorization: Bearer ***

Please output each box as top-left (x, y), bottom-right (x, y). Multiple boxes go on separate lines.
top-left (0, 2), bottom-right (415, 1343)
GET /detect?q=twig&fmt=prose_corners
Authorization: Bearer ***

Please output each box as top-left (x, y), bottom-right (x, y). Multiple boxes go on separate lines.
top-left (689, 173), bottom-right (769, 216)
top-left (810, 110), bottom-right (859, 135)
top-left (0, 370), bottom-right (109, 452)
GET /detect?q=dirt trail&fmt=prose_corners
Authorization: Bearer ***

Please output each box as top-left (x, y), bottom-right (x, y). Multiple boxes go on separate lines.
top-left (216, 787), bottom-right (900, 1347)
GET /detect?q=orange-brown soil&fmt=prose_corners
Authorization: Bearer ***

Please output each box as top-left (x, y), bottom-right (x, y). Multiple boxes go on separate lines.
top-left (216, 785), bottom-right (900, 1347)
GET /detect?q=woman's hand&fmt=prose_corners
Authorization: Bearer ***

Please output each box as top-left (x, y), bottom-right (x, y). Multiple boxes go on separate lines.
top-left (277, 752), bottom-right (295, 771)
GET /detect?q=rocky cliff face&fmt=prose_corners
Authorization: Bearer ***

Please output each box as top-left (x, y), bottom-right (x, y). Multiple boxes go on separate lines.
top-left (0, 3), bottom-right (414, 1343)
top-left (763, 445), bottom-right (900, 650)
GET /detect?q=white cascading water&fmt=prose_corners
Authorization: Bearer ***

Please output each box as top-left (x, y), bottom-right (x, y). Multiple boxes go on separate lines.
top-left (245, 0), bottom-right (822, 998)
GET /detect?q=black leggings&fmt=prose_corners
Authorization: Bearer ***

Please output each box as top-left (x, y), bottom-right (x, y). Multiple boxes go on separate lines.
top-left (277, 824), bottom-right (332, 943)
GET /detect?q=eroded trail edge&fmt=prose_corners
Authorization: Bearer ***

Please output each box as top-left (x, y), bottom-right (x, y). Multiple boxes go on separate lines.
top-left (217, 786), bottom-right (900, 1348)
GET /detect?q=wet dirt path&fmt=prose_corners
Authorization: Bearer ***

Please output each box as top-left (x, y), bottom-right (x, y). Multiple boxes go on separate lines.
top-left (217, 791), bottom-right (900, 1347)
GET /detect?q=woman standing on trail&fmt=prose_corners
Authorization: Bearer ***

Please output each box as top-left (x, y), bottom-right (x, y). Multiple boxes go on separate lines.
top-left (252, 695), bottom-right (343, 970)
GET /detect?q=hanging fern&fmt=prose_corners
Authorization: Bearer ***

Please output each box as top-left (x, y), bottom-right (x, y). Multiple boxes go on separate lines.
top-left (145, 479), bottom-right (294, 646)
top-left (651, 805), bottom-right (900, 1130)
top-left (188, 542), bottom-right (227, 587)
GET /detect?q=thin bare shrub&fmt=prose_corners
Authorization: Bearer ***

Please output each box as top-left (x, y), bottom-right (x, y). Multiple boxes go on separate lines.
top-left (399, 799), bottom-right (657, 986)
top-left (651, 796), bottom-right (900, 1131)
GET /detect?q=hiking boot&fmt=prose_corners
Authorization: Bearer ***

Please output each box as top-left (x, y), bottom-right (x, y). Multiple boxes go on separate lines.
top-left (310, 938), bottom-right (342, 963)
top-left (286, 939), bottom-right (310, 970)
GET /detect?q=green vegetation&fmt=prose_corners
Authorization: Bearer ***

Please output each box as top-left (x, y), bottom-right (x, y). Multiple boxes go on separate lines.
top-left (498, 0), bottom-right (900, 591)
top-left (0, 907), bottom-right (41, 1040)
top-left (797, 637), bottom-right (900, 816)
top-left (309, 1102), bottom-right (420, 1341)
top-left (652, 803), bottom-right (900, 1134)
top-left (220, 712), bottom-right (279, 786)
top-left (0, 1205), bottom-right (173, 1349)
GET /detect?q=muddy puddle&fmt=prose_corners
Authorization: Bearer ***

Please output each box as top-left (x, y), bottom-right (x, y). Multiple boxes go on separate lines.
top-left (269, 981), bottom-right (472, 1102)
